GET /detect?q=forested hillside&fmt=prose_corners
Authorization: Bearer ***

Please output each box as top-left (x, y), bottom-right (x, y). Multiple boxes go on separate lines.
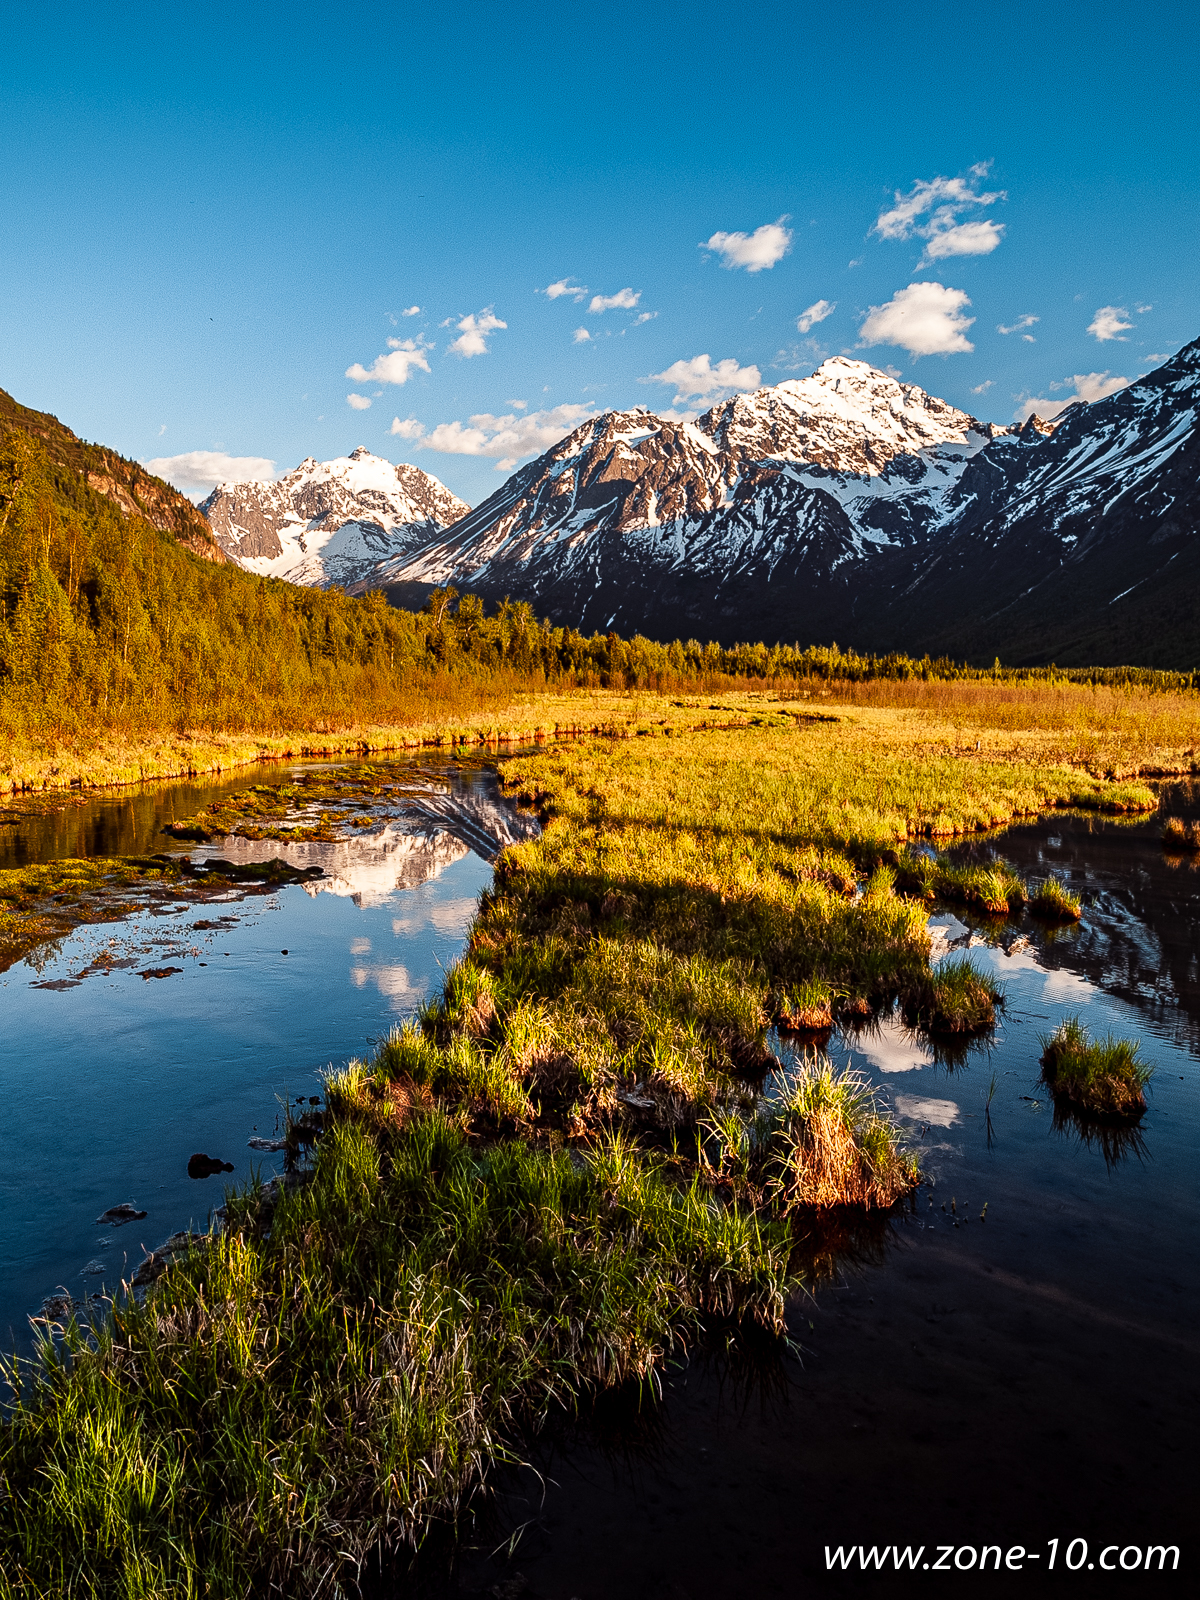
top-left (0, 394), bottom-right (561, 744)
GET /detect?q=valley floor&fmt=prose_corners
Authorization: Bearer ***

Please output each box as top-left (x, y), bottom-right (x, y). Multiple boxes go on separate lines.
top-left (0, 688), bottom-right (1192, 1597)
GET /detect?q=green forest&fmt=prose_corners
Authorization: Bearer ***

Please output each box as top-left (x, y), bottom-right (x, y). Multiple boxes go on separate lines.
top-left (3, 385), bottom-right (1197, 753)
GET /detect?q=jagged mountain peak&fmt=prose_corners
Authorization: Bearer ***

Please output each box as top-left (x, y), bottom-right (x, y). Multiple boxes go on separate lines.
top-left (699, 359), bottom-right (992, 475)
top-left (350, 341), bottom-right (1200, 666)
top-left (201, 450), bottom-right (470, 588)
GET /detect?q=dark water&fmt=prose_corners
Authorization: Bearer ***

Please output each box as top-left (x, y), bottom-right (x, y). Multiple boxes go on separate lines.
top-left (458, 807), bottom-right (1200, 1598)
top-left (0, 756), bottom-right (534, 1350)
top-left (0, 759), bottom-right (318, 869)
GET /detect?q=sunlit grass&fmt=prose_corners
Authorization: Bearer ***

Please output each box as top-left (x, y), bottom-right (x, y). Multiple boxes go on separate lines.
top-left (1039, 1016), bottom-right (1151, 1119)
top-left (1029, 876), bottom-right (1083, 922)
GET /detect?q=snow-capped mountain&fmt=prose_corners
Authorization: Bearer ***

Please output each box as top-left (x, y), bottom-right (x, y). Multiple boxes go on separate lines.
top-left (201, 448), bottom-right (470, 589)
top-left (351, 343), bottom-right (1200, 666)
top-left (351, 359), bottom-right (1008, 641)
top-left (892, 338), bottom-right (1200, 664)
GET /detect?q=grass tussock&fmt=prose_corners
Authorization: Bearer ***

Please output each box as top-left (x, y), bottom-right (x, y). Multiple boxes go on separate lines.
top-left (1029, 876), bottom-right (1083, 922)
top-left (775, 977), bottom-right (837, 1033)
top-left (1039, 1016), bottom-right (1152, 1120)
top-left (930, 858), bottom-right (1027, 917)
top-left (910, 956), bottom-right (1004, 1035)
top-left (1162, 815), bottom-right (1200, 851)
top-left (769, 1062), bottom-right (917, 1209)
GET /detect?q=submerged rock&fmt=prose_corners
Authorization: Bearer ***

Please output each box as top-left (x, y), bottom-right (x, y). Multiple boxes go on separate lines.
top-left (37, 1292), bottom-right (79, 1321)
top-left (96, 1203), bottom-right (147, 1226)
top-left (132, 1230), bottom-right (206, 1286)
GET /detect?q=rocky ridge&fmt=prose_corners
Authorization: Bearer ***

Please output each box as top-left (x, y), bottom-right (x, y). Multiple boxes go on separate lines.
top-left (349, 342), bottom-right (1200, 666)
top-left (202, 448), bottom-right (469, 588)
top-left (352, 359), bottom-right (1011, 637)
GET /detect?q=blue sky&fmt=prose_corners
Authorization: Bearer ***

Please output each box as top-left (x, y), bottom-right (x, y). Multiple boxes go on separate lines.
top-left (1, 0), bottom-right (1197, 505)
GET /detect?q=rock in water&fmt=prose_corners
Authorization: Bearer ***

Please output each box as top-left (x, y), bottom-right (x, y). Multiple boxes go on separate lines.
top-left (96, 1203), bottom-right (147, 1226)
top-left (187, 1153), bottom-right (235, 1179)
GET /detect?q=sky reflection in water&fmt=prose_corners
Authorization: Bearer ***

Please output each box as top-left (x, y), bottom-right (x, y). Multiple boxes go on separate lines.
top-left (0, 763), bottom-right (519, 1349)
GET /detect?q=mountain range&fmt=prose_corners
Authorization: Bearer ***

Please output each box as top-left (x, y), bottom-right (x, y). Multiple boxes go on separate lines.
top-left (343, 343), bottom-right (1199, 666)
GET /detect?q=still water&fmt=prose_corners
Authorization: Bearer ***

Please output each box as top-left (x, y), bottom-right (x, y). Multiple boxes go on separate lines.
top-left (0, 757), bottom-right (533, 1349)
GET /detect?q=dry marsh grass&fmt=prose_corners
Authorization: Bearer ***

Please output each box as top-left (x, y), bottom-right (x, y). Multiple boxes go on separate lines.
top-left (828, 675), bottom-right (1200, 774)
top-left (1162, 815), bottom-right (1200, 850)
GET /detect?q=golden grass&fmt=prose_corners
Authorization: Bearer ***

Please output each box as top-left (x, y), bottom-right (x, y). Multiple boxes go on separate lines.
top-left (822, 675), bottom-right (1200, 774)
top-left (9, 671), bottom-right (1193, 800)
top-left (1039, 1016), bottom-right (1151, 1120)
top-left (1163, 815), bottom-right (1200, 850)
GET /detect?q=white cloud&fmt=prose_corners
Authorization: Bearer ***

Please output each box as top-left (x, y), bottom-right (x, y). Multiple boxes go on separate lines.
top-left (971, 379), bottom-right (995, 394)
top-left (572, 327), bottom-right (592, 343)
top-left (702, 219), bottom-right (792, 273)
top-left (346, 393), bottom-right (372, 410)
top-left (859, 282), bottom-right (975, 357)
top-left (588, 288), bottom-right (640, 313)
top-left (1014, 371), bottom-right (1130, 422)
top-left (635, 311), bottom-right (658, 324)
top-left (416, 404), bottom-right (597, 467)
top-left (508, 399), bottom-right (528, 410)
top-left (654, 407), bottom-right (700, 423)
top-left (346, 338), bottom-right (431, 385)
top-left (1087, 305), bottom-right (1133, 342)
top-left (923, 220), bottom-right (1004, 259)
top-left (543, 278), bottom-right (587, 300)
top-left (998, 314), bottom-right (1039, 336)
top-left (401, 305), bottom-right (421, 317)
top-left (874, 171), bottom-right (1006, 263)
top-left (447, 310), bottom-right (506, 358)
top-left (144, 450), bottom-right (276, 495)
top-left (796, 298), bottom-right (835, 334)
top-left (389, 417), bottom-right (425, 439)
top-left (1135, 303), bottom-right (1153, 314)
top-left (642, 353), bottom-right (762, 405)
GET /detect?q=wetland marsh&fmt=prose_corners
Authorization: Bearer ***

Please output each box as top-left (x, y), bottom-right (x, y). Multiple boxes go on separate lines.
top-left (0, 694), bottom-right (1196, 1597)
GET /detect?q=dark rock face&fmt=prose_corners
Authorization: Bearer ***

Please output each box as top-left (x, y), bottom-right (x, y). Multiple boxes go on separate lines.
top-left (352, 344), bottom-right (1200, 667)
top-left (881, 341), bottom-right (1200, 665)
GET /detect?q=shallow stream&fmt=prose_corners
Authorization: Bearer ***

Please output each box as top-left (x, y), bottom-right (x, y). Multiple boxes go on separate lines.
top-left (0, 755), bottom-right (534, 1348)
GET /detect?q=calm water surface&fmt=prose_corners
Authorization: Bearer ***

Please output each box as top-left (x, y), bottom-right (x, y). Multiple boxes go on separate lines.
top-left (0, 756), bottom-right (531, 1348)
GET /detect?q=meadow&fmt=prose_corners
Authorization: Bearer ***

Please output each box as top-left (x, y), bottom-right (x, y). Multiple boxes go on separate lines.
top-left (0, 691), bottom-right (1178, 1597)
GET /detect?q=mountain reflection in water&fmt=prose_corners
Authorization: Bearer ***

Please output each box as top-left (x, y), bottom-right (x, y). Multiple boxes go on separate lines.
top-left (190, 781), bottom-right (540, 908)
top-left (0, 759), bottom-right (528, 1351)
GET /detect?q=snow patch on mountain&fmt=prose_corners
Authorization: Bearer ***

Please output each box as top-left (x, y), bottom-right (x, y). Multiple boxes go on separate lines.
top-left (353, 360), bottom-right (1004, 601)
top-left (201, 448), bottom-right (470, 588)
